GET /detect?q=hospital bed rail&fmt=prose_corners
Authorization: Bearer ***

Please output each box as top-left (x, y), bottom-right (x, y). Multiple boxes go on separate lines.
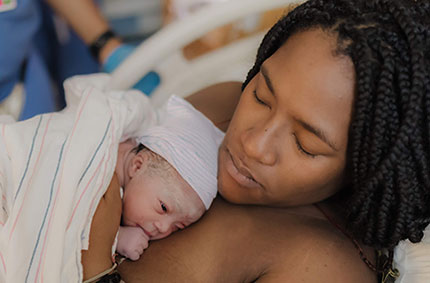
top-left (108, 0), bottom-right (303, 106)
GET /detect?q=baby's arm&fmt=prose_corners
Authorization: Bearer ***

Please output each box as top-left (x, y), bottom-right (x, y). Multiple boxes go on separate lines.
top-left (117, 226), bottom-right (149, 261)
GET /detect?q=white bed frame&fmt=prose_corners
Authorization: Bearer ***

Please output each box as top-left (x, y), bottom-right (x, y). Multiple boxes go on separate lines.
top-left (108, 0), bottom-right (303, 106)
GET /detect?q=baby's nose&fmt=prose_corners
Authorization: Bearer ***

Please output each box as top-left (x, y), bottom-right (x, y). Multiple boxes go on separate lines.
top-left (154, 221), bottom-right (171, 234)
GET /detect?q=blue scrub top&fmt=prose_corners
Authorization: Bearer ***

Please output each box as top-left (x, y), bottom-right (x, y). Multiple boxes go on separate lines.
top-left (0, 0), bottom-right (40, 101)
top-left (0, 0), bottom-right (104, 119)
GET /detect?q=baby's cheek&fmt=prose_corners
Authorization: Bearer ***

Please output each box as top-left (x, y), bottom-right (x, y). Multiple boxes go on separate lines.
top-left (122, 203), bottom-right (140, 225)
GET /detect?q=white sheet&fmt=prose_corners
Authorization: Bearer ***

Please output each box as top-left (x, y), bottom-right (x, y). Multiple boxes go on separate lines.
top-left (0, 74), bottom-right (156, 282)
top-left (394, 225), bottom-right (430, 283)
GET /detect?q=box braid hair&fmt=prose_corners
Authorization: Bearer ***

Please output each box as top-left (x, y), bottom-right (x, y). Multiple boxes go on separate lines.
top-left (242, 0), bottom-right (430, 250)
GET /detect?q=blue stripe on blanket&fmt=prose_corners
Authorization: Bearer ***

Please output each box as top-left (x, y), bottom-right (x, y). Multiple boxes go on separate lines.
top-left (15, 116), bottom-right (43, 201)
top-left (25, 137), bottom-right (67, 283)
top-left (78, 118), bottom-right (112, 185)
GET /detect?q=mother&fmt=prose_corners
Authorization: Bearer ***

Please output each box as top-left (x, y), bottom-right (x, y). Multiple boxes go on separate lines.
top-left (85, 0), bottom-right (430, 282)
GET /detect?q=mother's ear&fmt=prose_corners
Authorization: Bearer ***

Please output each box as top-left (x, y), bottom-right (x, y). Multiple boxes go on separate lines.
top-left (128, 151), bottom-right (149, 179)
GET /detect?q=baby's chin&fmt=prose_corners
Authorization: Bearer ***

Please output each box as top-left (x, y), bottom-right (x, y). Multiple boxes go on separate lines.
top-left (150, 232), bottom-right (173, 241)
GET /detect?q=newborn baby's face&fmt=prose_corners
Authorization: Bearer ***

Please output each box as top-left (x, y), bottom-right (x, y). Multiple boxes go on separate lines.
top-left (122, 170), bottom-right (205, 240)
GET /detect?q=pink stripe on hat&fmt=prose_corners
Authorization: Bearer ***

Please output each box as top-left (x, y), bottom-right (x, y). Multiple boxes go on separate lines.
top-left (137, 95), bottom-right (224, 209)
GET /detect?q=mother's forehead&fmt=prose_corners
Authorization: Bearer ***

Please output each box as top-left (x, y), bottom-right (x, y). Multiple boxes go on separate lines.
top-left (264, 29), bottom-right (355, 103)
top-left (269, 29), bottom-right (353, 74)
top-left (261, 28), bottom-right (355, 148)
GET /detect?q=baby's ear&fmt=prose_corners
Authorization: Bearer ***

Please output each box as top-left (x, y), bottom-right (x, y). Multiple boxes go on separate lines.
top-left (129, 151), bottom-right (149, 179)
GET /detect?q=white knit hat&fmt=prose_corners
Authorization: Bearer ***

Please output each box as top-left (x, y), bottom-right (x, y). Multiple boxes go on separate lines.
top-left (136, 95), bottom-right (224, 209)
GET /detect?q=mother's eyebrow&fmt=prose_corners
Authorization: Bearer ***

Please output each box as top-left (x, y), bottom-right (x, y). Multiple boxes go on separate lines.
top-left (261, 66), bottom-right (276, 97)
top-left (294, 118), bottom-right (339, 152)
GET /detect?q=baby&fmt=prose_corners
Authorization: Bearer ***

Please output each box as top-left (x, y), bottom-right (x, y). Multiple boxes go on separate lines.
top-left (0, 74), bottom-right (223, 281)
top-left (114, 95), bottom-right (224, 260)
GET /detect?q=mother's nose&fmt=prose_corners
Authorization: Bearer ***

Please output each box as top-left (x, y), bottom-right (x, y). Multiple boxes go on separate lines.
top-left (241, 123), bottom-right (278, 166)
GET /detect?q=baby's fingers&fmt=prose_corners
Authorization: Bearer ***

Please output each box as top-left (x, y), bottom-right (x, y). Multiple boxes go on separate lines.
top-left (130, 246), bottom-right (145, 261)
top-left (138, 237), bottom-right (149, 251)
top-left (128, 250), bottom-right (141, 261)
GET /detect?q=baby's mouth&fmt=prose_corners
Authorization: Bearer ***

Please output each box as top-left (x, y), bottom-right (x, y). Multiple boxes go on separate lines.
top-left (141, 227), bottom-right (153, 239)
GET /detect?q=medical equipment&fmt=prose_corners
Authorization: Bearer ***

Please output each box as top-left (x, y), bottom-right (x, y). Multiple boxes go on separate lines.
top-left (99, 0), bottom-right (162, 40)
top-left (109, 0), bottom-right (302, 107)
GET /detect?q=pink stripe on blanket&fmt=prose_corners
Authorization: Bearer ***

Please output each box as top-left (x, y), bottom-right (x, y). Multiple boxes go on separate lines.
top-left (42, 94), bottom-right (118, 282)
top-left (36, 88), bottom-right (94, 283)
top-left (9, 115), bottom-right (53, 240)
top-left (0, 251), bottom-right (6, 274)
top-left (85, 116), bottom-right (117, 224)
top-left (66, 119), bottom-right (113, 230)
top-left (66, 156), bottom-right (104, 230)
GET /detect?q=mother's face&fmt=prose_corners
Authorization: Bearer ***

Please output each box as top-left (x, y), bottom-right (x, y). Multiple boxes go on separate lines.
top-left (217, 28), bottom-right (355, 206)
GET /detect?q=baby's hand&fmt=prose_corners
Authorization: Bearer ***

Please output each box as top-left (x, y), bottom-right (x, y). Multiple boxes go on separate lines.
top-left (116, 226), bottom-right (149, 261)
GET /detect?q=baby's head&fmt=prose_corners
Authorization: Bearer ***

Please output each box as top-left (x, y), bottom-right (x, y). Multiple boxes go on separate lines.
top-left (122, 95), bottom-right (224, 240)
top-left (122, 144), bottom-right (205, 240)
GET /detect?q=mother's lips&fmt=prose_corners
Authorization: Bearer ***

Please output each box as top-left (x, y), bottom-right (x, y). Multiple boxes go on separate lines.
top-left (231, 155), bottom-right (254, 179)
top-left (226, 148), bottom-right (263, 190)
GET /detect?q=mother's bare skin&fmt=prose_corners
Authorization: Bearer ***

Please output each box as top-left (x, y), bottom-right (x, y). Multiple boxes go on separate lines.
top-left (118, 197), bottom-right (376, 283)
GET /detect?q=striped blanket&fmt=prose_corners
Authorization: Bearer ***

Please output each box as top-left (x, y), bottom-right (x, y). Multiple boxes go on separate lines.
top-left (0, 74), bottom-right (156, 282)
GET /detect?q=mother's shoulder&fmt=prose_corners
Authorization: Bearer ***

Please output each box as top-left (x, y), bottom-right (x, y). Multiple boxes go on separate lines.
top-left (205, 198), bottom-right (378, 283)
